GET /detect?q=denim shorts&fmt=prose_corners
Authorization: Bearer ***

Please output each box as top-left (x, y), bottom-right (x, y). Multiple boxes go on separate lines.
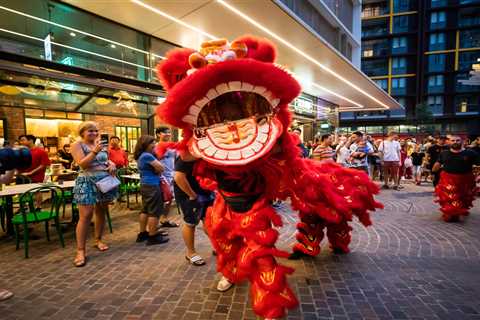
top-left (73, 173), bottom-right (118, 205)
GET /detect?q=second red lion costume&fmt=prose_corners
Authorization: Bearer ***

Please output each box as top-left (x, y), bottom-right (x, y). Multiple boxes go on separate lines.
top-left (156, 36), bottom-right (382, 319)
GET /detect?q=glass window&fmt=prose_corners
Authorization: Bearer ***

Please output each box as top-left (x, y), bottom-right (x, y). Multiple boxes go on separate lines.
top-left (392, 57), bottom-right (407, 74)
top-left (115, 126), bottom-right (141, 153)
top-left (392, 37), bottom-right (408, 53)
top-left (455, 95), bottom-right (479, 114)
top-left (394, 0), bottom-right (413, 13)
top-left (363, 49), bottom-right (373, 57)
top-left (427, 75), bottom-right (444, 93)
top-left (374, 79), bottom-right (388, 91)
top-left (0, 0), bottom-right (178, 84)
top-left (459, 29), bottom-right (480, 49)
top-left (391, 78), bottom-right (407, 95)
top-left (428, 54), bottom-right (446, 72)
top-left (431, 0), bottom-right (448, 7)
top-left (361, 60), bottom-right (389, 76)
top-left (458, 6), bottom-right (480, 27)
top-left (458, 51), bottom-right (480, 71)
top-left (393, 16), bottom-right (410, 33)
top-left (362, 4), bottom-right (389, 17)
top-left (430, 11), bottom-right (447, 29)
top-left (429, 33), bottom-right (446, 50)
top-left (340, 112), bottom-right (354, 120)
top-left (392, 78), bottom-right (406, 88)
top-left (428, 75), bottom-right (444, 86)
top-left (427, 95), bottom-right (444, 115)
top-left (362, 18), bottom-right (389, 37)
top-left (356, 111), bottom-right (387, 118)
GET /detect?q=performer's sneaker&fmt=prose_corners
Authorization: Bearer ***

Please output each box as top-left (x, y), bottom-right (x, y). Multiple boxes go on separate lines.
top-left (288, 250), bottom-right (310, 260)
top-left (217, 276), bottom-right (234, 292)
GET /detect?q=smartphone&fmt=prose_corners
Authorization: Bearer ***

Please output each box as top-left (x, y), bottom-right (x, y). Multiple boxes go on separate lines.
top-left (100, 134), bottom-right (109, 147)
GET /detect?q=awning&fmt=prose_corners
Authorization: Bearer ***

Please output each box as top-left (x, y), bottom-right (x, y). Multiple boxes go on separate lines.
top-left (64, 0), bottom-right (401, 112)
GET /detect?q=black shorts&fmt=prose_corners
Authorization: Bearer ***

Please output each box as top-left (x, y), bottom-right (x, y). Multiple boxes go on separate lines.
top-left (140, 184), bottom-right (165, 218)
top-left (178, 197), bottom-right (213, 226)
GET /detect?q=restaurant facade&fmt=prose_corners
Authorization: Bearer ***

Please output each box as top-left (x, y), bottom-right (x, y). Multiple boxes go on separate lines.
top-left (0, 0), bottom-right (401, 157)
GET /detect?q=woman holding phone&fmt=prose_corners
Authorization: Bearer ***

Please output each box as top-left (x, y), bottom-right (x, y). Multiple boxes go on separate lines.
top-left (71, 122), bottom-right (118, 267)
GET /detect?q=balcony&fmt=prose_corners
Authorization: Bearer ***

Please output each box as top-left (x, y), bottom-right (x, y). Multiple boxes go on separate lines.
top-left (362, 26), bottom-right (389, 37)
top-left (455, 96), bottom-right (479, 115)
top-left (361, 60), bottom-right (388, 76)
top-left (430, 0), bottom-right (448, 8)
top-left (362, 5), bottom-right (389, 18)
top-left (459, 29), bottom-right (480, 49)
top-left (456, 73), bottom-right (480, 92)
top-left (393, 0), bottom-right (417, 13)
top-left (363, 39), bottom-right (389, 57)
top-left (458, 7), bottom-right (480, 27)
top-left (362, 18), bottom-right (389, 37)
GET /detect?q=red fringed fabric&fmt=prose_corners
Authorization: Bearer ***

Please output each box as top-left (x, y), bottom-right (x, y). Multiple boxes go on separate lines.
top-left (205, 195), bottom-right (298, 319)
top-left (435, 171), bottom-right (477, 221)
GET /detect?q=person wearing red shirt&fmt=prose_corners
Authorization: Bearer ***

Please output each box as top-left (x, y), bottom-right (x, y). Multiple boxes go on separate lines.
top-left (18, 134), bottom-right (51, 210)
top-left (18, 134), bottom-right (50, 183)
top-left (108, 136), bottom-right (129, 169)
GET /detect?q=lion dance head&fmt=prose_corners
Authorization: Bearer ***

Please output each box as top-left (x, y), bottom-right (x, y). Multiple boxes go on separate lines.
top-left (156, 35), bottom-right (301, 166)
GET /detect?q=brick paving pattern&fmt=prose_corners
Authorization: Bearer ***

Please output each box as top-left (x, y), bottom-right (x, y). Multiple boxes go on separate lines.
top-left (0, 182), bottom-right (479, 320)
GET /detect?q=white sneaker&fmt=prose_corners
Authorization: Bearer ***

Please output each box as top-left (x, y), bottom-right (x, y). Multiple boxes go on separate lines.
top-left (216, 276), bottom-right (233, 292)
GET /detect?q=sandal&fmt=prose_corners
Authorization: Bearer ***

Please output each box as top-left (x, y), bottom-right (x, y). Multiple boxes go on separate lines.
top-left (94, 240), bottom-right (109, 252)
top-left (73, 250), bottom-right (87, 267)
top-left (0, 289), bottom-right (13, 301)
top-left (185, 254), bottom-right (206, 266)
top-left (161, 221), bottom-right (179, 228)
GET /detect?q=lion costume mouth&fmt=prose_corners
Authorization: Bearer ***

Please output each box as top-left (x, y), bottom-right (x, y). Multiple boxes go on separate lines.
top-left (187, 86), bottom-right (282, 165)
top-left (156, 36), bottom-right (301, 166)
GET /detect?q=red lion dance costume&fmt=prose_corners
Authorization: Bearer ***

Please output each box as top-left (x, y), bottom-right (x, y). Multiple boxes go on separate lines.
top-left (435, 172), bottom-right (478, 222)
top-left (156, 36), bottom-right (382, 319)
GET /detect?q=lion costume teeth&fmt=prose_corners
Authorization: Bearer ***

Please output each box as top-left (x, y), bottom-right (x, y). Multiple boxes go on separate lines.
top-left (156, 35), bottom-right (383, 319)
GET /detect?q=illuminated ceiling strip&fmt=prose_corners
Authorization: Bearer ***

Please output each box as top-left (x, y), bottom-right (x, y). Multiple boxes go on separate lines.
top-left (216, 0), bottom-right (389, 109)
top-left (130, 0), bottom-right (218, 40)
top-left (311, 83), bottom-right (363, 108)
top-left (0, 5), bottom-right (165, 59)
top-left (0, 28), bottom-right (155, 71)
top-left (131, 0), bottom-right (369, 109)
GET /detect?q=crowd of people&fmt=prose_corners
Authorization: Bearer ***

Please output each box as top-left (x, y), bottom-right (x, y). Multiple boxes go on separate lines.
top-left (304, 131), bottom-right (480, 190)
top-left (1, 122), bottom-right (478, 302)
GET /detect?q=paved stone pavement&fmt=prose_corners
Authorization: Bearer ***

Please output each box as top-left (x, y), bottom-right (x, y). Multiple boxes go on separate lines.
top-left (1, 182), bottom-right (479, 320)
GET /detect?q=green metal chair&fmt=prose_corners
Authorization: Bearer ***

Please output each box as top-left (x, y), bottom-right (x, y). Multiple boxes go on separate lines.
top-left (65, 193), bottom-right (113, 234)
top-left (12, 185), bottom-right (65, 258)
top-left (117, 167), bottom-right (140, 209)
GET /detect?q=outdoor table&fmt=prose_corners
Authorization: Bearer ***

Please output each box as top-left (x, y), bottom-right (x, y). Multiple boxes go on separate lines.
top-left (0, 181), bottom-right (75, 237)
top-left (120, 174), bottom-right (140, 208)
top-left (50, 170), bottom-right (78, 181)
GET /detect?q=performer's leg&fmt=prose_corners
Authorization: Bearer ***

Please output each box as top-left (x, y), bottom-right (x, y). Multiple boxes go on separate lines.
top-left (326, 219), bottom-right (352, 254)
top-left (291, 212), bottom-right (325, 258)
top-left (250, 254), bottom-right (298, 319)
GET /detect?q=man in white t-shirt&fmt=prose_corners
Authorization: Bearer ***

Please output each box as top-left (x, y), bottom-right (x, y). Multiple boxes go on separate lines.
top-left (379, 131), bottom-right (401, 190)
top-left (335, 136), bottom-right (350, 167)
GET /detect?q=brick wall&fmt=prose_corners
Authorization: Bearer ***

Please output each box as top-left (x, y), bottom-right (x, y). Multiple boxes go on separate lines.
top-left (0, 107), bottom-right (25, 141)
